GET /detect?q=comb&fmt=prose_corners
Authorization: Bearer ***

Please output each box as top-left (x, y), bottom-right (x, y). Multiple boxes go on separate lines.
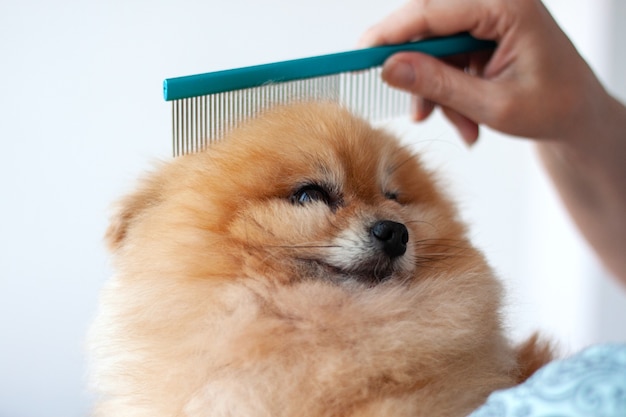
top-left (163, 33), bottom-right (494, 156)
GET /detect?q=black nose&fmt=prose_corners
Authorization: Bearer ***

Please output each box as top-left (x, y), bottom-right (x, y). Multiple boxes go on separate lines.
top-left (371, 220), bottom-right (409, 258)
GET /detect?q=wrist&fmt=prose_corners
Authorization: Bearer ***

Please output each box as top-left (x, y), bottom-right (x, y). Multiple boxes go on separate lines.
top-left (545, 88), bottom-right (626, 173)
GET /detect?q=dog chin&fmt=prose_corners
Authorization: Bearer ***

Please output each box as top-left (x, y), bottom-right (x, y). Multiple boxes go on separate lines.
top-left (301, 256), bottom-right (410, 286)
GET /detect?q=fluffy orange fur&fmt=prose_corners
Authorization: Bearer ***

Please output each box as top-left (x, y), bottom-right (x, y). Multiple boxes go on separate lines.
top-left (90, 102), bottom-right (551, 417)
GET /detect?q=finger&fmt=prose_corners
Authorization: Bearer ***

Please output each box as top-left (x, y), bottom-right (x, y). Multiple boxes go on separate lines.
top-left (359, 0), bottom-right (498, 47)
top-left (440, 51), bottom-right (493, 76)
top-left (468, 49), bottom-right (494, 76)
top-left (441, 106), bottom-right (480, 145)
top-left (358, 1), bottom-right (431, 47)
top-left (381, 51), bottom-right (492, 126)
top-left (411, 96), bottom-right (435, 121)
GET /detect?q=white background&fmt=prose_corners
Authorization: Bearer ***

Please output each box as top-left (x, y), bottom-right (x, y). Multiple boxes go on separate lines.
top-left (1, 1), bottom-right (625, 416)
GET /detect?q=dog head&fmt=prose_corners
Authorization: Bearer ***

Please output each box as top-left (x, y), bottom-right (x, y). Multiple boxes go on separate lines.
top-left (107, 101), bottom-right (475, 287)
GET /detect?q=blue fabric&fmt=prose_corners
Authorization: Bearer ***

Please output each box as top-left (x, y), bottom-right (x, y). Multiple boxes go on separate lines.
top-left (469, 344), bottom-right (626, 417)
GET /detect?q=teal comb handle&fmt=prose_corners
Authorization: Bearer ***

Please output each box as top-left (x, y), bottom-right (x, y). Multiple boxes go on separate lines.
top-left (163, 33), bottom-right (495, 101)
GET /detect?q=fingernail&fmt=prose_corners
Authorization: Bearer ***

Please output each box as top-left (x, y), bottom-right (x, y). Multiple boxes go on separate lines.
top-left (382, 59), bottom-right (415, 88)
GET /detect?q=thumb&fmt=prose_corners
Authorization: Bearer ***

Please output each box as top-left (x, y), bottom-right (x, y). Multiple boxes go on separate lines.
top-left (382, 52), bottom-right (491, 126)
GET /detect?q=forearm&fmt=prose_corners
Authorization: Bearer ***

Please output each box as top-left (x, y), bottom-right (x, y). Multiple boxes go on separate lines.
top-left (536, 94), bottom-right (626, 283)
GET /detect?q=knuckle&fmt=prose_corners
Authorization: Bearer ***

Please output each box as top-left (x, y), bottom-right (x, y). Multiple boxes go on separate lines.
top-left (424, 64), bottom-right (454, 104)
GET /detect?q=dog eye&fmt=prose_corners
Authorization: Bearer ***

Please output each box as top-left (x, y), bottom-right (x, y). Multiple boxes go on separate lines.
top-left (385, 191), bottom-right (400, 202)
top-left (291, 185), bottom-right (332, 206)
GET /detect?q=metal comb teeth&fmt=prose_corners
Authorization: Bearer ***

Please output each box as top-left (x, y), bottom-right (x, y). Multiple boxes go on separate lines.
top-left (171, 67), bottom-right (411, 156)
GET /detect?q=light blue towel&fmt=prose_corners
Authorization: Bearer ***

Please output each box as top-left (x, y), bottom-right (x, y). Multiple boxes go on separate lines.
top-left (469, 344), bottom-right (626, 417)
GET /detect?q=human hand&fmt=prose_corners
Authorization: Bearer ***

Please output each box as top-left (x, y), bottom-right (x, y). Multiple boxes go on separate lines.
top-left (359, 0), bottom-right (607, 146)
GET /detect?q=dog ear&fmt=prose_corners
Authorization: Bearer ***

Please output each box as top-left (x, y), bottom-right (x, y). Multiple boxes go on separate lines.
top-left (105, 176), bottom-right (163, 252)
top-left (514, 333), bottom-right (554, 383)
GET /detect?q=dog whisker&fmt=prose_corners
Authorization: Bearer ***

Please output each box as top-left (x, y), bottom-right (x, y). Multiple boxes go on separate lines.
top-left (404, 219), bottom-right (439, 231)
top-left (414, 239), bottom-right (472, 251)
top-left (387, 151), bottom-right (419, 176)
top-left (266, 244), bottom-right (342, 249)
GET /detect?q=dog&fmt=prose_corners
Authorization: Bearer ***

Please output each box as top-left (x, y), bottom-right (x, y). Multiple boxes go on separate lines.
top-left (89, 101), bottom-right (551, 417)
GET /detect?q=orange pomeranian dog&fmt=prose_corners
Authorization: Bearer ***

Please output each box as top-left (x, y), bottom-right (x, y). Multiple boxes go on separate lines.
top-left (89, 101), bottom-right (551, 417)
